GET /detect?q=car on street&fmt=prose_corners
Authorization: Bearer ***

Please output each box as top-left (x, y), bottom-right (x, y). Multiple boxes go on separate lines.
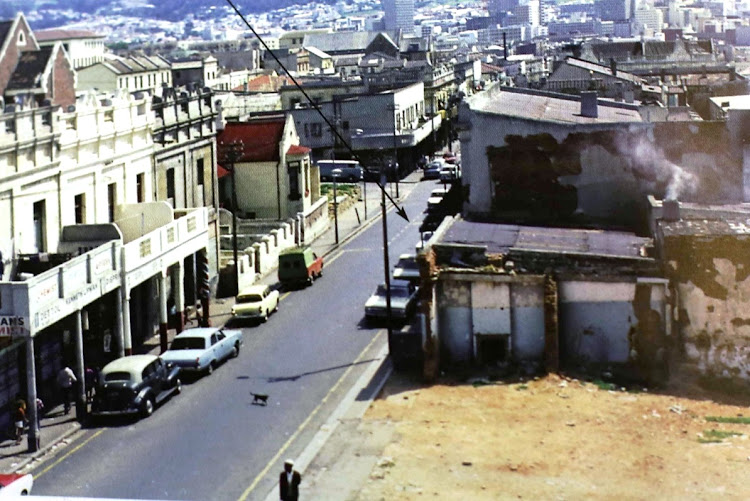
top-left (91, 354), bottom-right (181, 419)
top-left (0, 473), bottom-right (33, 497)
top-left (232, 284), bottom-right (280, 322)
top-left (393, 254), bottom-right (420, 282)
top-left (426, 187), bottom-right (450, 210)
top-left (439, 165), bottom-right (460, 183)
top-left (278, 246), bottom-right (323, 288)
top-left (364, 280), bottom-right (419, 323)
top-left (423, 161), bottom-right (443, 180)
top-left (161, 327), bottom-right (243, 375)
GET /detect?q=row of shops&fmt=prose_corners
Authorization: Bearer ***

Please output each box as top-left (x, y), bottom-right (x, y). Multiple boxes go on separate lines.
top-left (0, 207), bottom-right (210, 450)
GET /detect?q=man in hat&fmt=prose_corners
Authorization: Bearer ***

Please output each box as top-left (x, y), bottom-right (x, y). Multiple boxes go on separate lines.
top-left (279, 459), bottom-right (301, 501)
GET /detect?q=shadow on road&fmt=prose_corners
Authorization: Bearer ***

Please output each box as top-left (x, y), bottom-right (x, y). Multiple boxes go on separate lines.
top-left (235, 358), bottom-right (379, 384)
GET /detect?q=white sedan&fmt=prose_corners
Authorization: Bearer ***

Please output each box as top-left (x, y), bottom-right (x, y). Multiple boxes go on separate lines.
top-left (0, 473), bottom-right (33, 497)
top-left (232, 284), bottom-right (280, 322)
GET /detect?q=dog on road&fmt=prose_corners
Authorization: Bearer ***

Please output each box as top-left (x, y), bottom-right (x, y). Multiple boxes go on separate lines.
top-left (251, 392), bottom-right (268, 406)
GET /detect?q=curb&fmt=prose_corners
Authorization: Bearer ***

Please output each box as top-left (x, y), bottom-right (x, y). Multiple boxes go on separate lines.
top-left (11, 422), bottom-right (82, 473)
top-left (262, 341), bottom-right (392, 501)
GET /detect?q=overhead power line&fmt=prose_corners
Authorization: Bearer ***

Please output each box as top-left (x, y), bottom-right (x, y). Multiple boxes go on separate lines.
top-left (223, 0), bottom-right (409, 221)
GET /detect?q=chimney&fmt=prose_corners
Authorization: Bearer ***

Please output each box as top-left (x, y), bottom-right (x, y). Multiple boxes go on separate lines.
top-left (580, 91), bottom-right (598, 118)
top-left (610, 57), bottom-right (617, 77)
top-left (662, 199), bottom-right (680, 221)
top-left (503, 32), bottom-right (508, 60)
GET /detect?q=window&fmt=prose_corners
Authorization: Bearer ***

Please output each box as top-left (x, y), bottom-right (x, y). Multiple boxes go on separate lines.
top-left (107, 183), bottom-right (117, 222)
top-left (304, 123), bottom-right (309, 137)
top-left (166, 168), bottom-right (175, 201)
top-left (74, 193), bottom-right (86, 224)
top-left (288, 161), bottom-right (301, 200)
top-left (196, 158), bottom-right (205, 204)
top-left (33, 200), bottom-right (46, 252)
top-left (136, 173), bottom-right (145, 203)
top-left (311, 123), bottom-right (322, 137)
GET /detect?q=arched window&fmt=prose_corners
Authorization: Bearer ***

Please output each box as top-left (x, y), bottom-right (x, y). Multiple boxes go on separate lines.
top-left (17, 31), bottom-right (26, 46)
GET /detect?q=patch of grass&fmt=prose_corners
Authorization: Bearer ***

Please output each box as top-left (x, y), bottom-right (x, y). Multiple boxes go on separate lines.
top-left (321, 184), bottom-right (360, 199)
top-left (698, 429), bottom-right (743, 443)
top-left (516, 384), bottom-right (528, 391)
top-left (591, 379), bottom-right (617, 391)
top-left (705, 416), bottom-right (750, 424)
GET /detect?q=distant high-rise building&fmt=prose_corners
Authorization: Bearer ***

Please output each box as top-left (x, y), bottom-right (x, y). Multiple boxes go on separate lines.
top-left (488, 0), bottom-right (520, 18)
top-left (596, 0), bottom-right (632, 21)
top-left (383, 0), bottom-right (415, 34)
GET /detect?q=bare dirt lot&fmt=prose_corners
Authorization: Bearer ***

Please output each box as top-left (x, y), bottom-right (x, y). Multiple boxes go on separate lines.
top-left (355, 368), bottom-right (750, 500)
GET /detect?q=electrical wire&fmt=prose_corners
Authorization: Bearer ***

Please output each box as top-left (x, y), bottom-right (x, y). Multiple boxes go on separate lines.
top-left (223, 0), bottom-right (408, 220)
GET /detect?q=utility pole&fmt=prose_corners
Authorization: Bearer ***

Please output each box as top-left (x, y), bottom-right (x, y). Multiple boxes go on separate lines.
top-left (220, 140), bottom-right (243, 296)
top-left (380, 167), bottom-right (393, 354)
top-left (390, 102), bottom-right (400, 199)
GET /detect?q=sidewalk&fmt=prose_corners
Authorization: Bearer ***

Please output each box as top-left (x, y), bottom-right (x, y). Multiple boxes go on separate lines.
top-left (0, 172), bottom-right (423, 480)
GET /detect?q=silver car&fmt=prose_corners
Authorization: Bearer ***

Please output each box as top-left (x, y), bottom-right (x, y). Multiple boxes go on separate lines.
top-left (365, 280), bottom-right (419, 322)
top-left (161, 327), bottom-right (243, 375)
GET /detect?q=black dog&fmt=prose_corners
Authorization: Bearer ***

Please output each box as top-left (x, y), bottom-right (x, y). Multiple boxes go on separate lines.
top-left (251, 392), bottom-right (269, 406)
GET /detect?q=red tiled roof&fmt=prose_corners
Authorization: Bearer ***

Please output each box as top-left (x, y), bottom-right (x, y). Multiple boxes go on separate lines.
top-left (286, 145), bottom-right (310, 156)
top-left (217, 119), bottom-right (286, 162)
top-left (247, 74), bottom-right (294, 93)
top-left (217, 165), bottom-right (230, 179)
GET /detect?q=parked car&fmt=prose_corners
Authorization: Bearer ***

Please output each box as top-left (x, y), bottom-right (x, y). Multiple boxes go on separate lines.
top-left (426, 187), bottom-right (450, 210)
top-left (439, 165), bottom-right (460, 183)
top-left (278, 246), bottom-right (323, 288)
top-left (232, 284), bottom-right (280, 322)
top-left (0, 473), bottom-right (33, 497)
top-left (423, 161), bottom-right (443, 180)
top-left (364, 280), bottom-right (419, 322)
top-left (161, 327), bottom-right (243, 375)
top-left (393, 254), bottom-right (420, 282)
top-left (91, 354), bottom-right (181, 419)
top-left (317, 159), bottom-right (363, 182)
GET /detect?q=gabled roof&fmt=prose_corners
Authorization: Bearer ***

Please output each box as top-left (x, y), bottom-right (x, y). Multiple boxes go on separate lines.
top-left (34, 29), bottom-right (104, 41)
top-left (564, 57), bottom-right (644, 85)
top-left (218, 119), bottom-right (287, 162)
top-left (6, 46), bottom-right (53, 91)
top-left (303, 31), bottom-right (400, 55)
top-left (286, 144), bottom-right (310, 156)
top-left (247, 73), bottom-right (293, 93)
top-left (304, 46), bottom-right (330, 59)
top-left (0, 20), bottom-right (13, 48)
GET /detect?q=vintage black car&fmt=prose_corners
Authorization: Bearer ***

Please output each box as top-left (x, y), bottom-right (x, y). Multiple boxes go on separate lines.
top-left (91, 354), bottom-right (181, 419)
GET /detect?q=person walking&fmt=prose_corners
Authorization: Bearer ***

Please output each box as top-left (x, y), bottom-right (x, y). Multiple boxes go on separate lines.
top-left (57, 365), bottom-right (77, 414)
top-left (279, 459), bottom-right (301, 501)
top-left (13, 393), bottom-right (27, 444)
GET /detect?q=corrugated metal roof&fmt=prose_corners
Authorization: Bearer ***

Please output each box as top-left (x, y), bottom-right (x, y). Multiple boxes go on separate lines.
top-left (468, 88), bottom-right (643, 125)
top-left (441, 220), bottom-right (650, 258)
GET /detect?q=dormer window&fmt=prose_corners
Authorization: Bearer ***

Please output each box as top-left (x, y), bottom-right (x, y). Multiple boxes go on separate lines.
top-left (17, 31), bottom-right (26, 46)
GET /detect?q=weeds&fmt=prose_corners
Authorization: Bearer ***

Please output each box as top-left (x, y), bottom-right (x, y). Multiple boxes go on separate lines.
top-left (591, 379), bottom-right (617, 391)
top-left (698, 429), bottom-right (743, 443)
top-left (705, 416), bottom-right (750, 424)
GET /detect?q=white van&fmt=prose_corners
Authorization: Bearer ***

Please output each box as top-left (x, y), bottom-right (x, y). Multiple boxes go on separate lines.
top-left (317, 160), bottom-right (363, 182)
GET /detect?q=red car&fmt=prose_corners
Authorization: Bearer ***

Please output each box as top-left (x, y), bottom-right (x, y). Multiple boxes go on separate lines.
top-left (0, 472), bottom-right (33, 497)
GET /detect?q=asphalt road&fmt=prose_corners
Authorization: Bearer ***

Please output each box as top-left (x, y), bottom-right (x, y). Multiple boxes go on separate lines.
top-left (27, 177), bottom-right (441, 501)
